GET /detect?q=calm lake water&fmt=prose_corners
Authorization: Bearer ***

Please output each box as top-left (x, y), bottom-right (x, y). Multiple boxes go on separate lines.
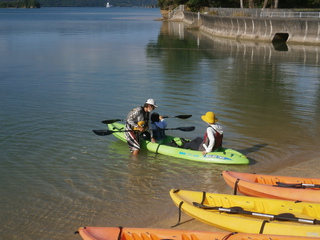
top-left (1, 7), bottom-right (320, 239)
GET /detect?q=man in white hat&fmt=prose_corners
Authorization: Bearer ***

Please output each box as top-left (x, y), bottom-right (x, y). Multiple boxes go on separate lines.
top-left (124, 99), bottom-right (158, 156)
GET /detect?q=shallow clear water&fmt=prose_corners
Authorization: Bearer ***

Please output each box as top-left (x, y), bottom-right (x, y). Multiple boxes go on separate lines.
top-left (1, 7), bottom-right (320, 239)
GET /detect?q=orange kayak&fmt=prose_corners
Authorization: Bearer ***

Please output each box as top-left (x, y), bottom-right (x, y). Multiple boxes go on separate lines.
top-left (76, 226), bottom-right (320, 240)
top-left (222, 170), bottom-right (320, 203)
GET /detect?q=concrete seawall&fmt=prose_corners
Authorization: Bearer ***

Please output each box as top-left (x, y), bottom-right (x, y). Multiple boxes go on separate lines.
top-left (175, 11), bottom-right (320, 45)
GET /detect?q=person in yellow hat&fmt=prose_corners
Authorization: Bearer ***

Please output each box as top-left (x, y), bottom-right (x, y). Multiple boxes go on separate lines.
top-left (124, 99), bottom-right (158, 156)
top-left (179, 111), bottom-right (223, 155)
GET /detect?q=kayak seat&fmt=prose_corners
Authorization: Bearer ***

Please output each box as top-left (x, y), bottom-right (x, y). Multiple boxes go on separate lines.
top-left (181, 234), bottom-right (191, 240)
top-left (190, 234), bottom-right (200, 240)
top-left (132, 233), bottom-right (143, 240)
top-left (181, 234), bottom-right (202, 240)
top-left (122, 232), bottom-right (160, 240)
top-left (256, 176), bottom-right (279, 186)
top-left (301, 204), bottom-right (320, 219)
top-left (122, 232), bottom-right (149, 240)
top-left (149, 233), bottom-right (161, 240)
top-left (122, 232), bottom-right (134, 240)
top-left (139, 233), bottom-right (149, 240)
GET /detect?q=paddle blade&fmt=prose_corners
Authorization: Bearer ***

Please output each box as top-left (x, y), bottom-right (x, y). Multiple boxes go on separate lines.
top-left (162, 115), bottom-right (192, 119)
top-left (177, 126), bottom-right (195, 132)
top-left (92, 130), bottom-right (113, 136)
top-left (101, 119), bottom-right (122, 124)
top-left (175, 114), bottom-right (192, 119)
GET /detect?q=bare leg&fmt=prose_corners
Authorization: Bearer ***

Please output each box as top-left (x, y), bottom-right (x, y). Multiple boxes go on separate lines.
top-left (132, 149), bottom-right (139, 156)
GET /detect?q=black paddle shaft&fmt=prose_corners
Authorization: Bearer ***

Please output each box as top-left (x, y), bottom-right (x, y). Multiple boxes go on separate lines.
top-left (93, 126), bottom-right (195, 136)
top-left (162, 115), bottom-right (192, 119)
top-left (276, 181), bottom-right (320, 189)
top-left (101, 115), bottom-right (192, 124)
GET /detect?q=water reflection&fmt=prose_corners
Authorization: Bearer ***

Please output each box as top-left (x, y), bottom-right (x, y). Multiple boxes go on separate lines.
top-left (146, 21), bottom-right (320, 170)
top-left (152, 21), bottom-right (320, 64)
top-left (272, 42), bottom-right (288, 51)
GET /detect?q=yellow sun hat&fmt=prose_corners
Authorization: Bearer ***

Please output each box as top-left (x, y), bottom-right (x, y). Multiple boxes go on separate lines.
top-left (201, 112), bottom-right (218, 124)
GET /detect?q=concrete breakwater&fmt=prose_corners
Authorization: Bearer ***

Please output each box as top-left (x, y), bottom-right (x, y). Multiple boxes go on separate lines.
top-left (170, 9), bottom-right (320, 45)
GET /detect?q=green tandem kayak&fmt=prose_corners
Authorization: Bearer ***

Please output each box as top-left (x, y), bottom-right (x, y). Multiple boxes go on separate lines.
top-left (107, 122), bottom-right (249, 165)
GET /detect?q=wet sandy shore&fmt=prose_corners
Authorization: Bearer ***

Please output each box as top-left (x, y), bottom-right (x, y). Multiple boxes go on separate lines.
top-left (152, 155), bottom-right (320, 233)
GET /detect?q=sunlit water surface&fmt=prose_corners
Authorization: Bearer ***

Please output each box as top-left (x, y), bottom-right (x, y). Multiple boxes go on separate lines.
top-left (1, 7), bottom-right (320, 239)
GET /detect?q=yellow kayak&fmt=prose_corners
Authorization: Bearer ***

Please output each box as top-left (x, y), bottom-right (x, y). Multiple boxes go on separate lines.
top-left (76, 226), bottom-right (320, 240)
top-left (169, 189), bottom-right (320, 238)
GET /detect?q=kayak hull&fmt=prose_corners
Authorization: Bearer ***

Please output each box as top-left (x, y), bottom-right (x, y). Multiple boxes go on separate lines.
top-left (76, 226), bottom-right (320, 240)
top-left (222, 170), bottom-right (320, 203)
top-left (107, 122), bottom-right (249, 165)
top-left (169, 189), bottom-right (320, 237)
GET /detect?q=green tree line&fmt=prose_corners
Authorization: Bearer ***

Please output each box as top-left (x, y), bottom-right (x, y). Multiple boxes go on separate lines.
top-left (0, 0), bottom-right (40, 8)
top-left (159, 0), bottom-right (320, 11)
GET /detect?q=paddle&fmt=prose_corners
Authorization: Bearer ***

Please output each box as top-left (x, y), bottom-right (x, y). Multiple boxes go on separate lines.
top-left (165, 126), bottom-right (195, 131)
top-left (101, 119), bottom-right (123, 124)
top-left (93, 126), bottom-right (195, 136)
top-left (93, 129), bottom-right (136, 136)
top-left (162, 115), bottom-right (192, 119)
top-left (193, 202), bottom-right (320, 224)
top-left (101, 115), bottom-right (192, 124)
top-left (276, 182), bottom-right (320, 188)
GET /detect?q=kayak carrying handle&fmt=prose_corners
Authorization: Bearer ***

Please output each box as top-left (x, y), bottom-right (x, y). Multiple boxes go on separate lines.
top-left (117, 226), bottom-right (123, 240)
top-left (200, 191), bottom-right (206, 205)
top-left (259, 220), bottom-right (270, 234)
top-left (171, 201), bottom-right (184, 228)
top-left (234, 178), bottom-right (240, 195)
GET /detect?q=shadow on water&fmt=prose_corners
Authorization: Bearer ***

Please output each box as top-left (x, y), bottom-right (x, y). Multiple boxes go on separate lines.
top-left (240, 143), bottom-right (268, 155)
top-left (248, 158), bottom-right (257, 165)
top-left (238, 143), bottom-right (268, 165)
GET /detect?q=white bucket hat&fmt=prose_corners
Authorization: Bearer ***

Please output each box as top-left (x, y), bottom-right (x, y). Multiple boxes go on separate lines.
top-left (145, 99), bottom-right (158, 108)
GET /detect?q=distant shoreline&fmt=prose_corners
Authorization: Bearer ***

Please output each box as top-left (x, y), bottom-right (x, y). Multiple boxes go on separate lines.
top-left (0, 0), bottom-right (40, 8)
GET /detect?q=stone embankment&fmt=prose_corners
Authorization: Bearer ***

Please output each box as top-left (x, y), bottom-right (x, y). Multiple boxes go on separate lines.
top-left (168, 7), bottom-right (320, 45)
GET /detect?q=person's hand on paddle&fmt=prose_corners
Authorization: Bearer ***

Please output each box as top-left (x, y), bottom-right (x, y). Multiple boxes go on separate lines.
top-left (136, 126), bottom-right (145, 132)
top-left (134, 120), bottom-right (146, 132)
top-left (151, 137), bottom-right (156, 143)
